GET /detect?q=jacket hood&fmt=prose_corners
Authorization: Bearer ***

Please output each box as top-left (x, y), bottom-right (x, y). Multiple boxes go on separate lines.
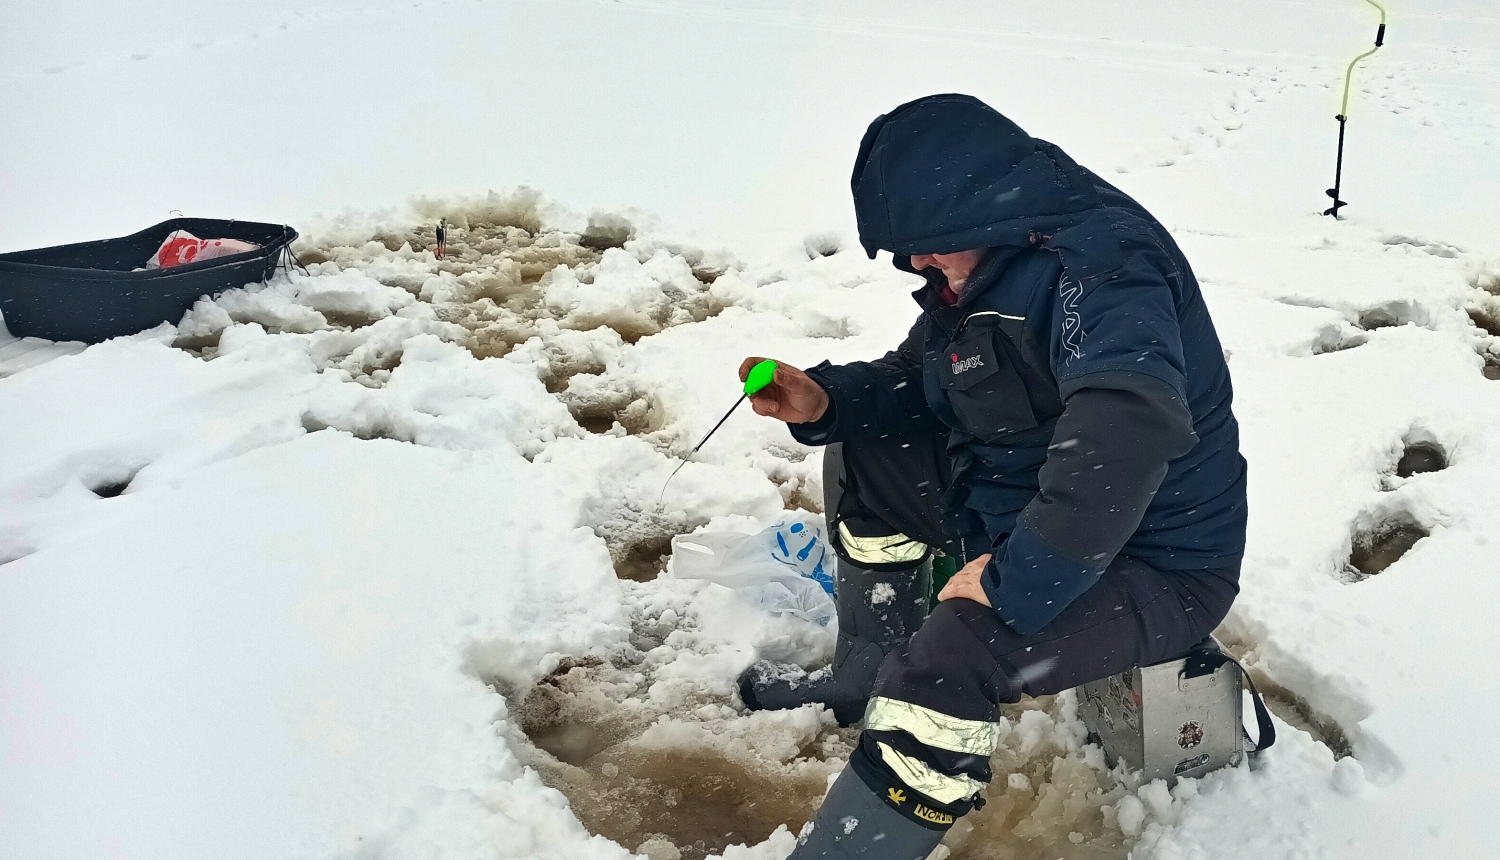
top-left (851, 94), bottom-right (1099, 259)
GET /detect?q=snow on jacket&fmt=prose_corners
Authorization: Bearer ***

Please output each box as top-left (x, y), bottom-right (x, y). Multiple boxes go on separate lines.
top-left (790, 94), bottom-right (1248, 636)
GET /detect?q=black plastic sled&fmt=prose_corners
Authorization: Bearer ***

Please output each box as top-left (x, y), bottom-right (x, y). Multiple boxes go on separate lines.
top-left (0, 217), bottom-right (297, 344)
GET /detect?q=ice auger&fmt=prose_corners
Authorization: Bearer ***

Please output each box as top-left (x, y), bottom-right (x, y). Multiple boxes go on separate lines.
top-left (1324, 0), bottom-right (1388, 218)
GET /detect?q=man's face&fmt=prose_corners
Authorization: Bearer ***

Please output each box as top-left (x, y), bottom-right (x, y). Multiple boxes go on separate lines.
top-left (909, 250), bottom-right (986, 290)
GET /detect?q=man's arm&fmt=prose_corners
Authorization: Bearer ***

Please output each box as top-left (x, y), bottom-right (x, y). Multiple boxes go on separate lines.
top-left (749, 319), bottom-right (940, 445)
top-left (980, 252), bottom-right (1199, 634)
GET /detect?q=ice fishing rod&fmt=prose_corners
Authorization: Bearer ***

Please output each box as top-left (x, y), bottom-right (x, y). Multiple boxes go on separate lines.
top-left (659, 359), bottom-right (778, 501)
top-left (1324, 0), bottom-right (1387, 218)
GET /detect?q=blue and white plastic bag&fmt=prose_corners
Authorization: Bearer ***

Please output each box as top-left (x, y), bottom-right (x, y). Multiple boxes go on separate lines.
top-left (668, 518), bottom-right (835, 625)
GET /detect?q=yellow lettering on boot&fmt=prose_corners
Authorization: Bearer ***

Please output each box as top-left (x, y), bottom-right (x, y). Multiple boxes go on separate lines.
top-left (913, 804), bottom-right (955, 826)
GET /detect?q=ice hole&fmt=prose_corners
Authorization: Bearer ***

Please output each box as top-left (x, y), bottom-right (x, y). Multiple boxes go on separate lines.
top-left (510, 243), bottom-right (600, 283)
top-left (348, 425), bottom-right (401, 442)
top-left (172, 329), bottom-right (224, 356)
top-left (613, 534), bottom-right (674, 582)
top-left (803, 233), bottom-right (841, 259)
top-left (1485, 353), bottom-right (1500, 381)
top-left (1212, 638), bottom-right (1355, 760)
top-left (597, 318), bottom-right (663, 347)
top-left (576, 414), bottom-right (619, 434)
top-left (568, 398), bottom-right (655, 436)
top-left (528, 720), bottom-right (614, 766)
top-left (1309, 327), bottom-right (1366, 355)
top-left (87, 468), bottom-right (139, 498)
top-left (1256, 684), bottom-right (1354, 760)
top-left (1347, 516), bottom-right (1429, 578)
top-left (943, 697), bottom-right (1129, 860)
top-left (319, 310), bottom-right (382, 330)
top-left (1469, 307), bottom-right (1500, 338)
top-left (1465, 267), bottom-right (1500, 338)
top-left (516, 661), bottom-right (839, 860)
top-left (515, 658), bottom-right (618, 756)
top-left (592, 508), bottom-right (700, 586)
top-left (301, 414), bottom-right (403, 443)
top-left (690, 266), bottom-right (726, 287)
top-left (1357, 302), bottom-right (1415, 331)
top-left (540, 348), bottom-right (615, 393)
top-left (1381, 235), bottom-right (1462, 258)
top-left (537, 742), bottom-right (831, 860)
top-left (579, 214), bottom-right (634, 251)
top-left (1472, 258), bottom-right (1500, 295)
top-left (1395, 441), bottom-right (1446, 478)
top-left (296, 248), bottom-right (334, 266)
top-left (782, 480), bottom-right (824, 514)
top-left (91, 480), bottom-right (130, 498)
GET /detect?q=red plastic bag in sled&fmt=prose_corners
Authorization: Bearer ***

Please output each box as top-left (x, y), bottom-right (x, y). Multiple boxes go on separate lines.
top-left (146, 230), bottom-right (260, 269)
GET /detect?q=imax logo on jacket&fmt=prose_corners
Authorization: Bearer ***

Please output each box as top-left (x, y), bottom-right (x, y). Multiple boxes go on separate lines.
top-left (950, 353), bottom-right (984, 374)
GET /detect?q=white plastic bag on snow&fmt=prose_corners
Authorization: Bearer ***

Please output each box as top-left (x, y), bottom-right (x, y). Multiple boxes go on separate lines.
top-left (669, 518), bottom-right (835, 625)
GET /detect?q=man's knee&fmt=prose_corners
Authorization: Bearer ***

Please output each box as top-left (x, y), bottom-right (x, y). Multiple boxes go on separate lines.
top-left (874, 600), bottom-right (1020, 716)
top-left (825, 435), bottom-right (953, 567)
top-left (825, 441), bottom-right (930, 568)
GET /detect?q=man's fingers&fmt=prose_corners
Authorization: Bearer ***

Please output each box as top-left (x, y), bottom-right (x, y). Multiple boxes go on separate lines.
top-left (937, 557), bottom-right (992, 605)
top-left (739, 358), bottom-right (824, 423)
top-left (748, 393), bottom-right (779, 416)
top-left (738, 357), bottom-right (766, 382)
top-left (937, 569), bottom-right (970, 601)
top-left (937, 569), bottom-right (992, 607)
top-left (958, 553), bottom-right (992, 577)
top-left (780, 368), bottom-right (815, 394)
top-left (937, 580), bottom-right (969, 603)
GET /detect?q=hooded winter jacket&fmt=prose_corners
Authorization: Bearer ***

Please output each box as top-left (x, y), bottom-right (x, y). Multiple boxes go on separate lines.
top-left (789, 94), bottom-right (1248, 636)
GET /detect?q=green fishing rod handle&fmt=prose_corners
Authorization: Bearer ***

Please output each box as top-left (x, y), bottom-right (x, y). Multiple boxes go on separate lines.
top-left (744, 359), bottom-right (778, 396)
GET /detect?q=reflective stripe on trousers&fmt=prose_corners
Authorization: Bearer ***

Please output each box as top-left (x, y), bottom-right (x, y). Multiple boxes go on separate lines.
top-left (864, 696), bottom-right (996, 804)
top-left (837, 522), bottom-right (928, 566)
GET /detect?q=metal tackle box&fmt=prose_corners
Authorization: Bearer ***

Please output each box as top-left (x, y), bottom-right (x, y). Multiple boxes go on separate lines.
top-left (1079, 637), bottom-right (1247, 785)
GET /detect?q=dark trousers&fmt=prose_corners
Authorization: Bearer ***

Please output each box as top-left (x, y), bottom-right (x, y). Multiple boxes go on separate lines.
top-left (830, 431), bottom-right (1239, 811)
top-left (824, 431), bottom-right (986, 565)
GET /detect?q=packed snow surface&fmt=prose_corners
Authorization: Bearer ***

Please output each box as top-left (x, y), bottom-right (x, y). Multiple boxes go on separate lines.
top-left (3, 2), bottom-right (1499, 859)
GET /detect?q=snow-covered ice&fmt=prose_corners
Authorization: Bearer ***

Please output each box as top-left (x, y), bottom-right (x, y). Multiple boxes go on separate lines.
top-left (3, 1), bottom-right (1499, 859)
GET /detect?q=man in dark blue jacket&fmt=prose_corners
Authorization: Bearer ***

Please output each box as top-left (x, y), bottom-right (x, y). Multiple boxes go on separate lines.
top-left (737, 94), bottom-right (1247, 858)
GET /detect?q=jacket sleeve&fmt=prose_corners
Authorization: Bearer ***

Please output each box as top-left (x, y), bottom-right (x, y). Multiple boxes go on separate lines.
top-left (787, 318), bottom-right (941, 445)
top-left (982, 253), bottom-right (1199, 635)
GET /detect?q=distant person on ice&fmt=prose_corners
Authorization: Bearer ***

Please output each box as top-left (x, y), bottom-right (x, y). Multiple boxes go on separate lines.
top-left (736, 94), bottom-right (1247, 858)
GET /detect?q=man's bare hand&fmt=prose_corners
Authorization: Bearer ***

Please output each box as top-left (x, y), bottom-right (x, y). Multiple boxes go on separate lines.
top-left (739, 357), bottom-right (830, 424)
top-left (937, 553), bottom-right (993, 607)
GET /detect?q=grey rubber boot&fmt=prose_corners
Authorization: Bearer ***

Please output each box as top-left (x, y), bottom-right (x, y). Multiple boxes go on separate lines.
top-left (788, 767), bottom-right (949, 859)
top-left (739, 554), bottom-right (930, 726)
